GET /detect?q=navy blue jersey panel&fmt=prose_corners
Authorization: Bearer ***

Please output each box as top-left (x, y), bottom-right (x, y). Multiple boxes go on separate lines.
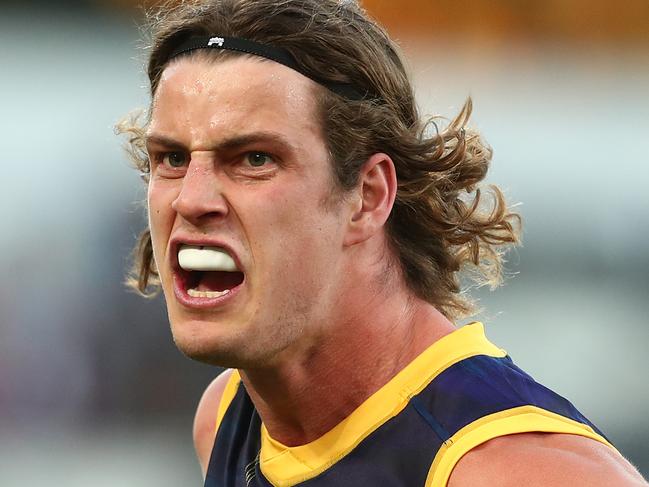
top-left (204, 354), bottom-right (610, 486)
top-left (252, 463), bottom-right (275, 487)
top-left (205, 385), bottom-right (263, 487)
top-left (295, 404), bottom-right (441, 486)
top-left (419, 354), bottom-right (609, 441)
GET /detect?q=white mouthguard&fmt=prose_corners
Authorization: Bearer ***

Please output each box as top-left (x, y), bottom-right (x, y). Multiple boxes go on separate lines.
top-left (178, 245), bottom-right (238, 272)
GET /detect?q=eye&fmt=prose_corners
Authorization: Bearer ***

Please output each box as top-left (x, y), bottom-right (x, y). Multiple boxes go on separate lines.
top-left (246, 152), bottom-right (273, 167)
top-left (162, 151), bottom-right (188, 168)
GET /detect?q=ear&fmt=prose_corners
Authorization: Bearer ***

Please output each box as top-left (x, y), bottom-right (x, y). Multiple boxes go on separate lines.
top-left (343, 153), bottom-right (397, 246)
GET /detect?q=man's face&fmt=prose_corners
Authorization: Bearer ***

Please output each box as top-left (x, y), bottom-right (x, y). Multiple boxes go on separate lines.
top-left (146, 56), bottom-right (350, 367)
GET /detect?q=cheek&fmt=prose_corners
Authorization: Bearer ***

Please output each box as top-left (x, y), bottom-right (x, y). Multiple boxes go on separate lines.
top-left (254, 185), bottom-right (339, 264)
top-left (254, 185), bottom-right (318, 240)
top-left (147, 181), bottom-right (178, 262)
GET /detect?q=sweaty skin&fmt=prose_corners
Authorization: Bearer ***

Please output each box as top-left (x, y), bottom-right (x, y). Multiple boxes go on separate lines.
top-left (148, 54), bottom-right (453, 442)
top-left (148, 56), bottom-right (647, 486)
top-left (147, 56), bottom-right (354, 368)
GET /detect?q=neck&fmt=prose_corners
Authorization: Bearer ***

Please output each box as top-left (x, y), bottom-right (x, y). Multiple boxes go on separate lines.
top-left (239, 284), bottom-right (456, 447)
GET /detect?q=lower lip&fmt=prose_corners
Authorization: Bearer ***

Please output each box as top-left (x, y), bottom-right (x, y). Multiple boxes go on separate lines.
top-left (172, 272), bottom-right (244, 310)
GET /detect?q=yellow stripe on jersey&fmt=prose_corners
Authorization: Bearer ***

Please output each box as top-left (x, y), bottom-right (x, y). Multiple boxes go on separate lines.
top-left (425, 405), bottom-right (618, 487)
top-left (259, 322), bottom-right (507, 487)
top-left (214, 369), bottom-right (242, 435)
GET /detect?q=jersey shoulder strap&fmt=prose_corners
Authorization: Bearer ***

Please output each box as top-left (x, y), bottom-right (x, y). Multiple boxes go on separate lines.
top-left (214, 369), bottom-right (242, 436)
top-left (422, 354), bottom-right (616, 486)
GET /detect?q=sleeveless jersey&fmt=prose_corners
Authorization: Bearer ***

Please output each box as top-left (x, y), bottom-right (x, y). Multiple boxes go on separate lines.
top-left (204, 323), bottom-right (615, 487)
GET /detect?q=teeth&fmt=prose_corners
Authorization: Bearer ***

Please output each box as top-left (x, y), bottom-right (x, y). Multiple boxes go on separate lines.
top-left (178, 245), bottom-right (238, 271)
top-left (187, 288), bottom-right (231, 298)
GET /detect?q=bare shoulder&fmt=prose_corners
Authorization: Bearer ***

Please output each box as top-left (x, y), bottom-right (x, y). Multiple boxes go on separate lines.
top-left (448, 432), bottom-right (648, 487)
top-left (193, 368), bottom-right (236, 478)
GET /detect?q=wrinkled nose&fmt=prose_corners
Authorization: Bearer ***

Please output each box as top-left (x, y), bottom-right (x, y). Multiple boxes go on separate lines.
top-left (171, 159), bottom-right (229, 225)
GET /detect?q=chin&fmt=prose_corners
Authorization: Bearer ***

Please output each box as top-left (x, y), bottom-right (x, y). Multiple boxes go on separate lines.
top-left (168, 318), bottom-right (259, 368)
top-left (170, 319), bottom-right (231, 364)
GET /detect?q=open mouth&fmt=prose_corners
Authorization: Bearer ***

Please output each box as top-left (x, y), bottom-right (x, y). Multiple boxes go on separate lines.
top-left (174, 245), bottom-right (245, 302)
top-left (182, 269), bottom-right (245, 297)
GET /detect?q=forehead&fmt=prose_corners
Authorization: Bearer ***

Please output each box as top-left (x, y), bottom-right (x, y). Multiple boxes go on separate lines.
top-left (149, 55), bottom-right (323, 141)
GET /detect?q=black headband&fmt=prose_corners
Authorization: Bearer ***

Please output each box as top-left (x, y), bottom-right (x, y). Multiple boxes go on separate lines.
top-left (167, 35), bottom-right (366, 101)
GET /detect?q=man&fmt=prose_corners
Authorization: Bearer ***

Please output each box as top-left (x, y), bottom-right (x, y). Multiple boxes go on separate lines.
top-left (119, 0), bottom-right (647, 485)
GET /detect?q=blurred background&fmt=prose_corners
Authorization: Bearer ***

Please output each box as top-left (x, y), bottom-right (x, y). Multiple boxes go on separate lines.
top-left (0, 0), bottom-right (647, 484)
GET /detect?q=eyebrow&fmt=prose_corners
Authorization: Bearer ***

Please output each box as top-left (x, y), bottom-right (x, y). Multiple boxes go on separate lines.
top-left (144, 131), bottom-right (297, 155)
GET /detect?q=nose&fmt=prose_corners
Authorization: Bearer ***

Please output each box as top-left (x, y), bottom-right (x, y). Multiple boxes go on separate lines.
top-left (171, 157), bottom-right (229, 225)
